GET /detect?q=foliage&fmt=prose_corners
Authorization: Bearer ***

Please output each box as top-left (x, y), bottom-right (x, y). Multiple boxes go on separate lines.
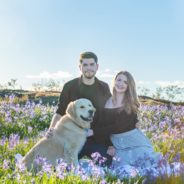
top-left (138, 85), bottom-right (184, 102)
top-left (32, 79), bottom-right (62, 91)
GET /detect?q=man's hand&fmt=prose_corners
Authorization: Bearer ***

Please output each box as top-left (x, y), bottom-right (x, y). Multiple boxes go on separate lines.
top-left (107, 146), bottom-right (116, 156)
top-left (45, 128), bottom-right (54, 138)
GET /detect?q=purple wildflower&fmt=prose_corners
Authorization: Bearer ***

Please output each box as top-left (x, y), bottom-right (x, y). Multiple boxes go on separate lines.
top-left (3, 159), bottom-right (10, 170)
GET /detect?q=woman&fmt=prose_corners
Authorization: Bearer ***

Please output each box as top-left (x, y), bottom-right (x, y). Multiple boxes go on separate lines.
top-left (94, 71), bottom-right (160, 168)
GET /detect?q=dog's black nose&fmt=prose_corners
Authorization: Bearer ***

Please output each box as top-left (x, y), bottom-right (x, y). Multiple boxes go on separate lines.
top-left (88, 110), bottom-right (93, 115)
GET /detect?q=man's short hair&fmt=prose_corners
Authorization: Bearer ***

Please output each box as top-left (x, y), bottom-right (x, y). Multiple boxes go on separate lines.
top-left (79, 51), bottom-right (98, 64)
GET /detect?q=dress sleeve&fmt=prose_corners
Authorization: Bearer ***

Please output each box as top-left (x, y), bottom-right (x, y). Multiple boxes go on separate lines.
top-left (55, 83), bottom-right (70, 116)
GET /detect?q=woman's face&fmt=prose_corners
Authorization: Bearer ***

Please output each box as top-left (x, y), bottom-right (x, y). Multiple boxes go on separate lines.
top-left (114, 74), bottom-right (128, 93)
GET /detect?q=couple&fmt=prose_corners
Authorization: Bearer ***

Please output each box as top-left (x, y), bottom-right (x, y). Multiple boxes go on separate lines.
top-left (48, 51), bottom-right (159, 168)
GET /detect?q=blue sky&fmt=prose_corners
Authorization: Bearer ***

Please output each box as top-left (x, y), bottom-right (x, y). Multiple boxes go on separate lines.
top-left (0, 0), bottom-right (184, 91)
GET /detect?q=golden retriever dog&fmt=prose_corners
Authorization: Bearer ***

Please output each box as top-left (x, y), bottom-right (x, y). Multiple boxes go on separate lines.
top-left (22, 98), bottom-right (96, 170)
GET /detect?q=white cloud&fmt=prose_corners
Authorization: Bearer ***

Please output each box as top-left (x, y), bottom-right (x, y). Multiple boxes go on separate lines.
top-left (137, 81), bottom-right (151, 85)
top-left (26, 71), bottom-right (73, 79)
top-left (155, 81), bottom-right (184, 88)
top-left (97, 69), bottom-right (115, 78)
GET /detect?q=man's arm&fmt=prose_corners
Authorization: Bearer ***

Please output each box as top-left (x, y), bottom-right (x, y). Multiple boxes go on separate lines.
top-left (49, 113), bottom-right (62, 129)
top-left (50, 82), bottom-right (72, 129)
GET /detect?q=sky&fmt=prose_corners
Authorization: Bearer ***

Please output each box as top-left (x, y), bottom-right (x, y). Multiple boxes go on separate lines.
top-left (0, 0), bottom-right (184, 93)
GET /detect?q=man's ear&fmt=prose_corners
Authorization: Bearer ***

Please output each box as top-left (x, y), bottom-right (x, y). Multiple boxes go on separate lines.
top-left (66, 101), bottom-right (76, 118)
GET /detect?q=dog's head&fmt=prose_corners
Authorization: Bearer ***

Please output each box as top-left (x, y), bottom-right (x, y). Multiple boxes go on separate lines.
top-left (66, 98), bottom-right (96, 129)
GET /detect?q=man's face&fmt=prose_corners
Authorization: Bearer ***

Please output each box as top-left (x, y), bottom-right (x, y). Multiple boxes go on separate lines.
top-left (79, 58), bottom-right (99, 79)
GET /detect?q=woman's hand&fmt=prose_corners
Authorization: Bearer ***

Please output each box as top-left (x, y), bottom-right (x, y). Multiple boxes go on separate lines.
top-left (107, 146), bottom-right (116, 156)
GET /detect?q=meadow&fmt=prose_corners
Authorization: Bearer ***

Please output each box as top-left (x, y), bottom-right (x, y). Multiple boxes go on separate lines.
top-left (0, 94), bottom-right (184, 184)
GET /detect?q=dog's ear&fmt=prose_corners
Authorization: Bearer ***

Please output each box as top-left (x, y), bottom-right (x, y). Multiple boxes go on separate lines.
top-left (66, 101), bottom-right (76, 118)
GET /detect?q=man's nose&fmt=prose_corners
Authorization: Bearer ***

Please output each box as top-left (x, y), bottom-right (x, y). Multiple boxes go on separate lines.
top-left (86, 65), bottom-right (91, 69)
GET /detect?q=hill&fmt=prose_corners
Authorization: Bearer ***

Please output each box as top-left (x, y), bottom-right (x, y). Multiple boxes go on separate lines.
top-left (0, 89), bottom-right (184, 106)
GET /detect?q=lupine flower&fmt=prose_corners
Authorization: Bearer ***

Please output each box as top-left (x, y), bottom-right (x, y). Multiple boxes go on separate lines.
top-left (40, 162), bottom-right (53, 176)
top-left (159, 120), bottom-right (167, 129)
top-left (8, 134), bottom-right (20, 149)
top-left (0, 136), bottom-right (6, 146)
top-left (3, 159), bottom-right (10, 170)
top-left (91, 152), bottom-right (102, 161)
top-left (91, 152), bottom-right (106, 166)
top-left (55, 159), bottom-right (67, 173)
top-left (173, 153), bottom-right (181, 162)
top-left (80, 173), bottom-right (89, 181)
top-left (99, 179), bottom-right (108, 184)
top-left (16, 161), bottom-right (26, 173)
top-left (34, 155), bottom-right (47, 166)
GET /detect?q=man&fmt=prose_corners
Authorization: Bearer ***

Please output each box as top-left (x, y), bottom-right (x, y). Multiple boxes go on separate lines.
top-left (49, 51), bottom-right (112, 166)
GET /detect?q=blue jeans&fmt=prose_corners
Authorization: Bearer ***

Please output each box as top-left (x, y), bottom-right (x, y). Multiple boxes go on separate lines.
top-left (78, 139), bottom-right (112, 167)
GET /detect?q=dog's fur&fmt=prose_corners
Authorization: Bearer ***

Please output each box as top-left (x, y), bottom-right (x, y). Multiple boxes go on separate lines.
top-left (22, 98), bottom-right (95, 170)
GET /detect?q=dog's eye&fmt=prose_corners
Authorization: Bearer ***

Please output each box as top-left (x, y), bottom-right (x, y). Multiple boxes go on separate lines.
top-left (89, 104), bottom-right (92, 107)
top-left (80, 106), bottom-right (85, 109)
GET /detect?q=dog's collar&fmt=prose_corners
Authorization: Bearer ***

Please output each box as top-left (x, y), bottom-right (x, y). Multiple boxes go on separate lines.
top-left (75, 124), bottom-right (89, 135)
top-left (73, 120), bottom-right (88, 132)
top-left (75, 123), bottom-right (89, 132)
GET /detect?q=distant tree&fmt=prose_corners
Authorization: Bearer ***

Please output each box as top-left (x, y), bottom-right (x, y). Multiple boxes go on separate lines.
top-left (45, 79), bottom-right (61, 91)
top-left (152, 87), bottom-right (164, 100)
top-left (137, 86), bottom-right (152, 97)
top-left (7, 79), bottom-right (18, 89)
top-left (32, 79), bottom-right (62, 91)
top-left (152, 85), bottom-right (184, 102)
top-left (0, 83), bottom-right (3, 89)
top-left (164, 85), bottom-right (184, 102)
top-left (137, 85), bottom-right (184, 102)
top-left (32, 82), bottom-right (43, 91)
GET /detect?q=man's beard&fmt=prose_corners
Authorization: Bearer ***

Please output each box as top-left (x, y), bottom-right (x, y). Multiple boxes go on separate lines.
top-left (84, 71), bottom-right (96, 79)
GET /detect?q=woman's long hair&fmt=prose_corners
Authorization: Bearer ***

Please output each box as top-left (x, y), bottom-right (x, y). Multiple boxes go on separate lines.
top-left (112, 71), bottom-right (140, 114)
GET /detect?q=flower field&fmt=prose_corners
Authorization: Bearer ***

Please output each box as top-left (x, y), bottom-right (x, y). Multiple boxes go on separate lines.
top-left (0, 95), bottom-right (184, 183)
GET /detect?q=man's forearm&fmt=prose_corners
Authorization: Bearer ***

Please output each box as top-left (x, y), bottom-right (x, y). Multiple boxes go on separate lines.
top-left (49, 113), bottom-right (62, 128)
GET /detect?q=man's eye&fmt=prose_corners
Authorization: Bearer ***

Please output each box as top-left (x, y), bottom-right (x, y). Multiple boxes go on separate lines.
top-left (80, 106), bottom-right (85, 108)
